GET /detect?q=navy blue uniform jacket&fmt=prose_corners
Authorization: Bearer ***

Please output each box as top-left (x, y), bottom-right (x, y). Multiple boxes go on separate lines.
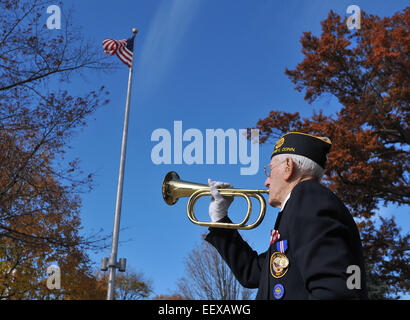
top-left (205, 179), bottom-right (368, 300)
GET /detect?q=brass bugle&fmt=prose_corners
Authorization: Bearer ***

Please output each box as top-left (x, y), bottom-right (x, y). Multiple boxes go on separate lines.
top-left (162, 171), bottom-right (269, 230)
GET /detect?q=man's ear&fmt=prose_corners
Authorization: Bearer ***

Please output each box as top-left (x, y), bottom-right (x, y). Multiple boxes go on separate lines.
top-left (283, 158), bottom-right (294, 181)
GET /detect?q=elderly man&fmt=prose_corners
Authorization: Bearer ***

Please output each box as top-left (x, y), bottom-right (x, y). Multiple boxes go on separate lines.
top-left (205, 132), bottom-right (368, 300)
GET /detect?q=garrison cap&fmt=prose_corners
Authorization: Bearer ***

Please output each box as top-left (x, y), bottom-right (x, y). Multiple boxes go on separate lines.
top-left (271, 132), bottom-right (332, 169)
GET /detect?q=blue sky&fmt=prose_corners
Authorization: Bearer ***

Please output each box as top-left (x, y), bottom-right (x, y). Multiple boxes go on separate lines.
top-left (57, 0), bottom-right (409, 298)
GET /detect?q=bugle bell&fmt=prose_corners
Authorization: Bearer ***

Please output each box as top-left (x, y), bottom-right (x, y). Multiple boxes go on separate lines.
top-left (162, 171), bottom-right (269, 230)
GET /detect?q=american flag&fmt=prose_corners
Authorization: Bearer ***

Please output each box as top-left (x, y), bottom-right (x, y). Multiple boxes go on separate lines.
top-left (102, 35), bottom-right (135, 67)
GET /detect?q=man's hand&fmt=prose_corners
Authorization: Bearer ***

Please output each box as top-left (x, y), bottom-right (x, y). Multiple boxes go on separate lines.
top-left (208, 179), bottom-right (234, 222)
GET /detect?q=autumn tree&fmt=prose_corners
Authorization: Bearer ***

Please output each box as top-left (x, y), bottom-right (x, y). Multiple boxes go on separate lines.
top-left (0, 0), bottom-right (112, 299)
top-left (95, 269), bottom-right (153, 300)
top-left (253, 8), bottom-right (409, 299)
top-left (175, 236), bottom-right (255, 300)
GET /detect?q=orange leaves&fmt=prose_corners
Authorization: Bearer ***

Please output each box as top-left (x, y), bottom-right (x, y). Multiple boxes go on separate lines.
top-left (0, 111), bottom-right (99, 299)
top-left (254, 111), bottom-right (301, 144)
top-left (255, 11), bottom-right (409, 297)
top-left (257, 8), bottom-right (409, 220)
top-left (0, 0), bottom-right (112, 300)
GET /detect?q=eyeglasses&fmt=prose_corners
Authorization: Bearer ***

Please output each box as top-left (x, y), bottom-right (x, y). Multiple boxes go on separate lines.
top-left (264, 161), bottom-right (284, 177)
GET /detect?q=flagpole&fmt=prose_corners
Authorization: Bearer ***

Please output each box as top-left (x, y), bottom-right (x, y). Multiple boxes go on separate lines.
top-left (106, 27), bottom-right (138, 300)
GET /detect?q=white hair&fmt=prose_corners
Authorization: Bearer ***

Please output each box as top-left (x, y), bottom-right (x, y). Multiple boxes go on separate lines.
top-left (274, 153), bottom-right (324, 181)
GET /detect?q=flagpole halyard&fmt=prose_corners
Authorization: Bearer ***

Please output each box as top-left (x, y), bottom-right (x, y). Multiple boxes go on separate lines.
top-left (102, 28), bottom-right (138, 300)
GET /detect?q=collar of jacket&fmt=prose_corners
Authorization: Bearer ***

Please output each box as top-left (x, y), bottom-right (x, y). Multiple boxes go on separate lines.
top-left (280, 192), bottom-right (291, 212)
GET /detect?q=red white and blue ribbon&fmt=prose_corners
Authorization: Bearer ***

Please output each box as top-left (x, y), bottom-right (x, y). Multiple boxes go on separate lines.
top-left (276, 240), bottom-right (288, 253)
top-left (270, 229), bottom-right (280, 245)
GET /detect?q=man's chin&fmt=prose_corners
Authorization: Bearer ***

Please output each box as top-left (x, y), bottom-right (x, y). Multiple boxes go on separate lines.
top-left (268, 197), bottom-right (280, 209)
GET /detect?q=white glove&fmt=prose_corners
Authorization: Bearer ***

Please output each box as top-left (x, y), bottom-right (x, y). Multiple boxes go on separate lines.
top-left (208, 178), bottom-right (234, 222)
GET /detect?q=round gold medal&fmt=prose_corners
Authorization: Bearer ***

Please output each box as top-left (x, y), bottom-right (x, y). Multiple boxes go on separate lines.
top-left (279, 255), bottom-right (289, 268)
top-left (270, 252), bottom-right (289, 278)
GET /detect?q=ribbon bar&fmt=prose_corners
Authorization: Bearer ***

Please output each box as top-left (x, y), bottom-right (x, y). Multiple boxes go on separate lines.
top-left (270, 229), bottom-right (280, 245)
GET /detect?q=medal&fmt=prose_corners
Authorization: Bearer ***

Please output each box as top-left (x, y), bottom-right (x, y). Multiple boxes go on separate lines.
top-left (273, 284), bottom-right (285, 299)
top-left (278, 254), bottom-right (289, 268)
top-left (270, 240), bottom-right (289, 279)
top-left (276, 240), bottom-right (289, 266)
top-left (270, 252), bottom-right (288, 278)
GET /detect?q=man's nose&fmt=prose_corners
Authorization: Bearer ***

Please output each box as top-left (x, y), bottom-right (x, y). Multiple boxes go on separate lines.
top-left (264, 177), bottom-right (270, 188)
